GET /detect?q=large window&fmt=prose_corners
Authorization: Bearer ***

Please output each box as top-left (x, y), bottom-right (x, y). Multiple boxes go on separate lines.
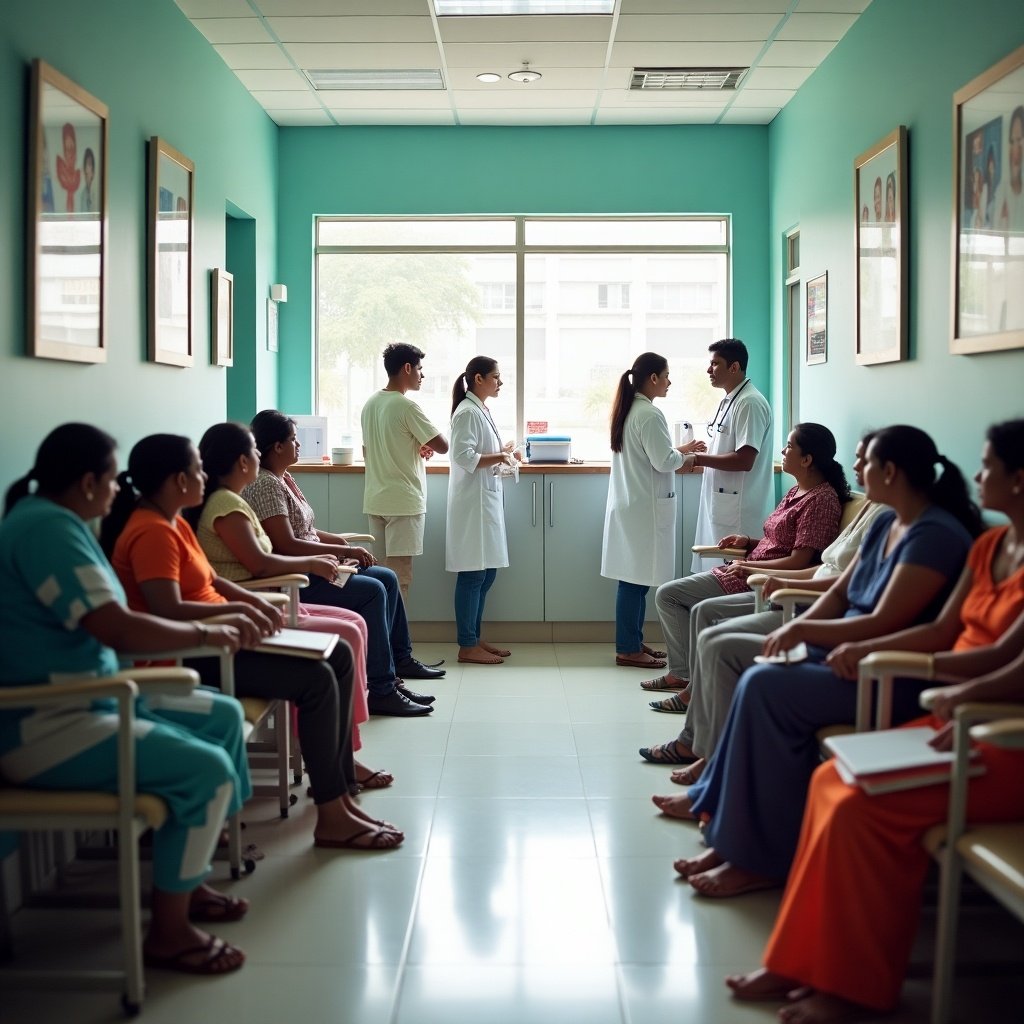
top-left (315, 217), bottom-right (730, 461)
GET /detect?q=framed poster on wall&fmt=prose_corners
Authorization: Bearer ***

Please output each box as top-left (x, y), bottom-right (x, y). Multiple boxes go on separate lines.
top-left (806, 272), bottom-right (828, 365)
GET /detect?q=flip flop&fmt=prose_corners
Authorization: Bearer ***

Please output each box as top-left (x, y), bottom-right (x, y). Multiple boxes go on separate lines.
top-left (144, 935), bottom-right (245, 975)
top-left (355, 766), bottom-right (394, 790)
top-left (642, 644), bottom-right (668, 659)
top-left (616, 654), bottom-right (667, 668)
top-left (458, 654), bottom-right (504, 665)
top-left (188, 891), bottom-right (249, 923)
top-left (314, 827), bottom-right (403, 850)
top-left (649, 694), bottom-right (689, 714)
top-left (640, 675), bottom-right (686, 692)
top-left (638, 741), bottom-right (698, 765)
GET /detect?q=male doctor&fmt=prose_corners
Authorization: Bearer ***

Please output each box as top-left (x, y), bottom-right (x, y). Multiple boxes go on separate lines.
top-left (681, 339), bottom-right (773, 571)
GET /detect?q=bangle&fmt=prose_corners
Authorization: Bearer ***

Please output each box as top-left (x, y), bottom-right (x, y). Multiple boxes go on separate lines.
top-left (194, 621), bottom-right (208, 646)
top-left (925, 654), bottom-right (935, 681)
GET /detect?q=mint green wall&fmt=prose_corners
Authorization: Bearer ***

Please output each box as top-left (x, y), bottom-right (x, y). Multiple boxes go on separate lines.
top-left (0, 0), bottom-right (277, 488)
top-left (768, 0), bottom-right (1024, 475)
top-left (276, 125), bottom-right (770, 413)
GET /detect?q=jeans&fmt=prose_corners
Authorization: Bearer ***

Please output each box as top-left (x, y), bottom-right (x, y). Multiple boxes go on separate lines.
top-left (300, 566), bottom-right (412, 696)
top-left (615, 580), bottom-right (650, 654)
top-left (454, 568), bottom-right (497, 647)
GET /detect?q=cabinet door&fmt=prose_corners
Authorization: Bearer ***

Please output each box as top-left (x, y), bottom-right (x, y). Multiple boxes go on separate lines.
top-left (543, 474), bottom-right (619, 622)
top-left (482, 475), bottom-right (545, 621)
top-left (326, 474), bottom-right (373, 538)
top-left (403, 474), bottom-right (455, 622)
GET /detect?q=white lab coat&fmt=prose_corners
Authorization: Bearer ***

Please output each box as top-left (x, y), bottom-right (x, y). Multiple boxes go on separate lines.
top-left (601, 394), bottom-right (684, 587)
top-left (445, 391), bottom-right (510, 573)
top-left (691, 379), bottom-right (774, 571)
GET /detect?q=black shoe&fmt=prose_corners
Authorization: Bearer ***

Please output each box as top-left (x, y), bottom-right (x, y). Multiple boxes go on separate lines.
top-left (367, 689), bottom-right (433, 717)
top-left (394, 657), bottom-right (446, 680)
top-left (396, 681), bottom-right (435, 704)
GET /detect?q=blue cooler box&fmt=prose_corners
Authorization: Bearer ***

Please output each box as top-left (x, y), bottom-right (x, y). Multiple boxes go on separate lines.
top-left (525, 435), bottom-right (571, 463)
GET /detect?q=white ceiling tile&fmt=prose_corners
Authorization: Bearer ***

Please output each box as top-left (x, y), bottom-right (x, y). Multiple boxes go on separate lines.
top-left (742, 66), bottom-right (815, 89)
top-left (266, 108), bottom-right (335, 126)
top-left (438, 15), bottom-right (612, 43)
top-left (595, 107), bottom-right (721, 124)
top-left (443, 41), bottom-right (609, 68)
top-left (458, 108), bottom-right (592, 125)
top-left (258, 0), bottom-right (427, 14)
top-left (213, 43), bottom-right (293, 69)
top-left (776, 12), bottom-right (858, 40)
top-left (601, 91), bottom-right (733, 107)
top-left (615, 13), bottom-right (785, 41)
top-left (448, 67), bottom-right (607, 89)
top-left (284, 42), bottom-right (442, 67)
top-left (250, 90), bottom-right (323, 109)
top-left (794, 0), bottom-right (869, 12)
top-left (332, 109), bottom-right (456, 125)
top-left (175, 0), bottom-right (252, 16)
top-left (235, 69), bottom-right (310, 90)
top-left (321, 92), bottom-right (453, 109)
top-left (619, 1), bottom-right (788, 12)
top-left (191, 18), bottom-right (273, 44)
top-left (453, 89), bottom-right (598, 108)
top-left (720, 105), bottom-right (779, 123)
top-left (611, 41), bottom-right (764, 66)
top-left (761, 39), bottom-right (839, 65)
top-left (732, 88), bottom-right (795, 106)
top-left (266, 16), bottom-right (436, 43)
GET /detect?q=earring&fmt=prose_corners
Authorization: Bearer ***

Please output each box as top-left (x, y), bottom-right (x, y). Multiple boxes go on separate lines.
top-left (181, 487), bottom-right (187, 494)
top-left (884, 477), bottom-right (893, 486)
top-left (86, 491), bottom-right (94, 501)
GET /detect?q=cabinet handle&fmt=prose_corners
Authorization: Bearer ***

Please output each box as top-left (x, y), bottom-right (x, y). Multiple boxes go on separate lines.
top-left (548, 481), bottom-right (555, 528)
top-left (531, 481), bottom-right (537, 528)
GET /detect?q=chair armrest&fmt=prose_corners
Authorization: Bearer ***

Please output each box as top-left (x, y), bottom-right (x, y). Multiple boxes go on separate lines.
top-left (0, 676), bottom-right (138, 709)
top-left (747, 576), bottom-right (767, 613)
top-left (341, 533), bottom-right (375, 543)
top-left (252, 591), bottom-right (290, 610)
top-left (856, 650), bottom-right (937, 733)
top-left (691, 544), bottom-right (747, 558)
top-left (120, 643), bottom-right (236, 697)
top-left (969, 717), bottom-right (1024, 749)
top-left (236, 573), bottom-right (309, 591)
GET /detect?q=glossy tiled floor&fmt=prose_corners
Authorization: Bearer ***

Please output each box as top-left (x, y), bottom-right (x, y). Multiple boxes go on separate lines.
top-left (2, 643), bottom-right (1021, 1023)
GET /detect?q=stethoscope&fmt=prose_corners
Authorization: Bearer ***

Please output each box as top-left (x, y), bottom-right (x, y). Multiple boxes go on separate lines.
top-left (706, 377), bottom-right (750, 437)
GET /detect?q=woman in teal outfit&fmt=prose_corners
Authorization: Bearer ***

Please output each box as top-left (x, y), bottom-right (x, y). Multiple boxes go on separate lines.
top-left (0, 423), bottom-right (251, 976)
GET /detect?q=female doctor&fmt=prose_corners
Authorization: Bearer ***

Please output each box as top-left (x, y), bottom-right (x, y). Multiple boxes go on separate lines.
top-left (601, 352), bottom-right (706, 668)
top-left (446, 356), bottom-right (518, 666)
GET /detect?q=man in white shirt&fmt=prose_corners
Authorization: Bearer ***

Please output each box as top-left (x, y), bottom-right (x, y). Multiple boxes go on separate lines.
top-left (683, 339), bottom-right (773, 572)
top-left (361, 343), bottom-right (449, 602)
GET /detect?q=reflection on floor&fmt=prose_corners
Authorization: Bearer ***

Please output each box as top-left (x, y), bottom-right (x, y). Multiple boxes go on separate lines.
top-left (2, 643), bottom-right (1021, 1023)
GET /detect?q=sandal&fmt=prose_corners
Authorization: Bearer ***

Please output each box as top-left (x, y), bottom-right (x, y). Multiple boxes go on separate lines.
top-left (638, 741), bottom-right (698, 765)
top-left (188, 891), bottom-right (249, 923)
top-left (144, 935), bottom-right (245, 975)
top-left (640, 674), bottom-right (686, 692)
top-left (642, 643), bottom-right (667, 659)
top-left (649, 693), bottom-right (689, 714)
top-left (355, 763), bottom-right (394, 790)
top-left (616, 653), bottom-right (667, 669)
top-left (314, 827), bottom-right (403, 850)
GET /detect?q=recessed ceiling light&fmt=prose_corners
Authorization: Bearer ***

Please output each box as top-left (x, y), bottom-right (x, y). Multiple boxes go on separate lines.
top-left (476, 73), bottom-right (501, 83)
top-left (435, 1), bottom-right (613, 14)
top-left (305, 69), bottom-right (445, 91)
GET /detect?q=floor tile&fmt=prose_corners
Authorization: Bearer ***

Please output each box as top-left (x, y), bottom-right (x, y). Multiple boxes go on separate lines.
top-left (445, 720), bottom-right (577, 756)
top-left (438, 754), bottom-right (584, 798)
top-left (451, 694), bottom-right (570, 724)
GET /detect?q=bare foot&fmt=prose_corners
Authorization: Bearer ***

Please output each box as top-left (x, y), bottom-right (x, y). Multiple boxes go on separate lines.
top-left (342, 793), bottom-right (403, 836)
top-left (673, 847), bottom-right (722, 878)
top-left (670, 758), bottom-right (706, 786)
top-left (459, 644), bottom-right (504, 665)
top-left (688, 861), bottom-right (779, 898)
top-left (144, 923), bottom-right (245, 974)
top-left (616, 651), bottom-right (667, 668)
top-left (315, 796), bottom-right (403, 846)
top-left (651, 792), bottom-right (697, 820)
top-left (779, 992), bottom-right (871, 1023)
top-left (481, 641), bottom-right (512, 657)
top-left (726, 967), bottom-right (803, 1002)
top-left (188, 882), bottom-right (249, 922)
top-left (354, 760), bottom-right (394, 790)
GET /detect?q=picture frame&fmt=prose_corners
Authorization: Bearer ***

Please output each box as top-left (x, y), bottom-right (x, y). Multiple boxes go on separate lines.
top-left (211, 268), bottom-right (234, 367)
top-left (951, 44), bottom-right (1024, 355)
top-left (806, 272), bottom-right (828, 365)
top-left (267, 297), bottom-right (279, 353)
top-left (27, 59), bottom-right (109, 363)
top-left (147, 137), bottom-right (194, 366)
top-left (854, 126), bottom-right (908, 365)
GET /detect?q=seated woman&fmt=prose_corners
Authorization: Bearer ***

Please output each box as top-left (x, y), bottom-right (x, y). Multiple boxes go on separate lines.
top-left (654, 425), bottom-right (985, 898)
top-left (190, 421), bottom-right (389, 792)
top-left (646, 422), bottom-right (850, 715)
top-left (727, 420), bottom-right (1024, 1021)
top-left (640, 433), bottom-right (885, 784)
top-left (244, 410), bottom-right (440, 719)
top-left (100, 433), bottom-right (403, 851)
top-left (0, 424), bottom-right (251, 975)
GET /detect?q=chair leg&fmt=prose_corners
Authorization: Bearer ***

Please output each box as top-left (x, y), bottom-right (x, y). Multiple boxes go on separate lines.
top-left (275, 702), bottom-right (293, 819)
top-left (930, 845), bottom-right (964, 1024)
top-left (119, 822), bottom-right (145, 1014)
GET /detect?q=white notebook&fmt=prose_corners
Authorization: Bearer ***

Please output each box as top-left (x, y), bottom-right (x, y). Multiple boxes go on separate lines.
top-left (256, 628), bottom-right (338, 660)
top-left (752, 642), bottom-right (809, 666)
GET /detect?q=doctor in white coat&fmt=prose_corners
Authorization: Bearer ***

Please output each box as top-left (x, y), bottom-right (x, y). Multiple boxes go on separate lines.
top-left (601, 352), bottom-right (706, 669)
top-left (683, 339), bottom-right (773, 571)
top-left (446, 356), bottom-right (518, 666)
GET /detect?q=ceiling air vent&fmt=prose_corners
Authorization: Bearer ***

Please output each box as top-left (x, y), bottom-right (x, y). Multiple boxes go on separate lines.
top-left (630, 68), bottom-right (748, 91)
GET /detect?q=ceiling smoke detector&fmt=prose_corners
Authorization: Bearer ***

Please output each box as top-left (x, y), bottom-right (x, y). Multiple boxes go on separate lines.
top-left (508, 62), bottom-right (542, 84)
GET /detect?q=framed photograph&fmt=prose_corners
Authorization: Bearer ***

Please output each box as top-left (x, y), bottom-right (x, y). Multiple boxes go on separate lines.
top-left (951, 45), bottom-right (1024, 355)
top-left (27, 60), bottom-right (108, 362)
top-left (806, 272), bottom-right (828, 365)
top-left (267, 297), bottom-right (279, 352)
top-left (854, 126), bottom-right (908, 365)
top-left (211, 268), bottom-right (233, 367)
top-left (147, 137), bottom-right (194, 366)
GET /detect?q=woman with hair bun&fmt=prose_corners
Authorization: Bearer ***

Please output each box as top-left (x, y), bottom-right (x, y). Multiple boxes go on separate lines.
top-left (601, 352), bottom-right (707, 670)
top-left (445, 356), bottom-right (518, 665)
